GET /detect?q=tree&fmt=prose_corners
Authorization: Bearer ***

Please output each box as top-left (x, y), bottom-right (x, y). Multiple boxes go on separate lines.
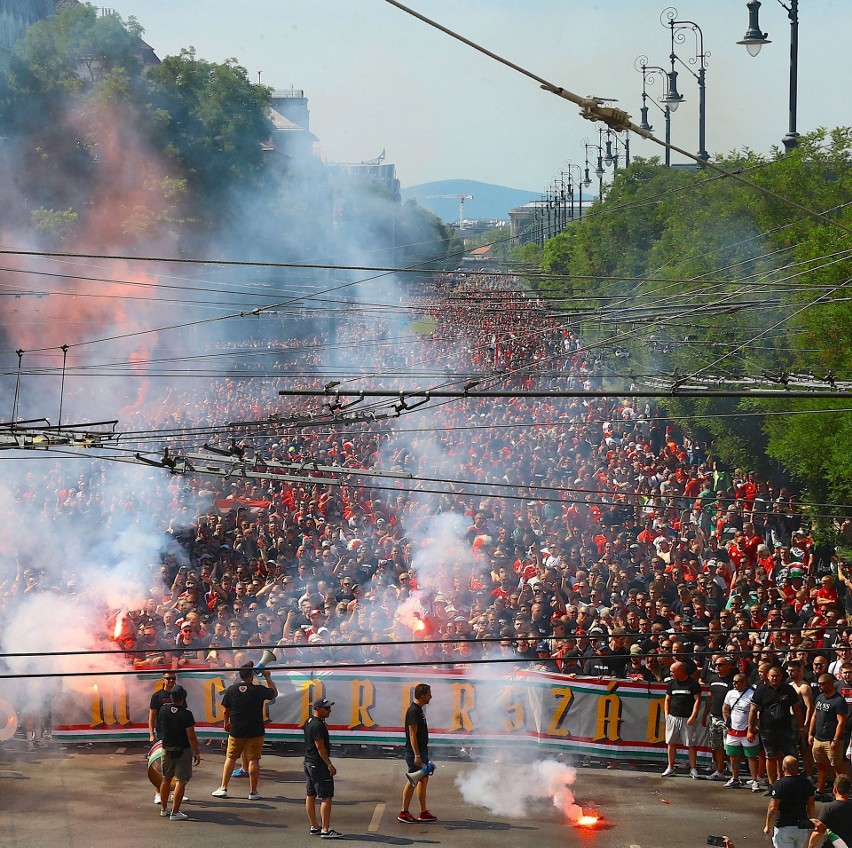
top-left (145, 49), bottom-right (272, 213)
top-left (524, 135), bottom-right (852, 519)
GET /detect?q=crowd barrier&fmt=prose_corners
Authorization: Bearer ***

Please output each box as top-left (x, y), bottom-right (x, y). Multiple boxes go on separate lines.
top-left (44, 668), bottom-right (712, 763)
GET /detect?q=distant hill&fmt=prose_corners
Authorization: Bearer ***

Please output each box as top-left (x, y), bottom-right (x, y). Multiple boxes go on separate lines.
top-left (402, 179), bottom-right (538, 224)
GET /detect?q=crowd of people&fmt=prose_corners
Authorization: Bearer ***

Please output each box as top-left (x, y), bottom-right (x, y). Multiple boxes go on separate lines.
top-left (4, 271), bottom-right (852, 842)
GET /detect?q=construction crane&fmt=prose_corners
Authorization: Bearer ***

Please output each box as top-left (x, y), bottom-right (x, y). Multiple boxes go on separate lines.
top-left (425, 194), bottom-right (474, 229)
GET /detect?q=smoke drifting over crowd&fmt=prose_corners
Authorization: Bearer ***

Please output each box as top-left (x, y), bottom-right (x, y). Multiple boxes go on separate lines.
top-left (0, 6), bottom-right (453, 712)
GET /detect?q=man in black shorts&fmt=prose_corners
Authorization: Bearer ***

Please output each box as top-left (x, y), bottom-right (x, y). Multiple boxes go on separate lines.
top-left (750, 666), bottom-right (804, 790)
top-left (398, 682), bottom-right (436, 824)
top-left (304, 698), bottom-right (342, 839)
top-left (158, 685), bottom-right (201, 821)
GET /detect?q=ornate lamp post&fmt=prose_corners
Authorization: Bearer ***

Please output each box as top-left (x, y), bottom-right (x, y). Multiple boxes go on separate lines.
top-left (737, 0), bottom-right (800, 151)
top-left (562, 161), bottom-right (583, 222)
top-left (661, 6), bottom-right (710, 162)
top-left (583, 139), bottom-right (606, 200)
top-left (635, 55), bottom-right (673, 166)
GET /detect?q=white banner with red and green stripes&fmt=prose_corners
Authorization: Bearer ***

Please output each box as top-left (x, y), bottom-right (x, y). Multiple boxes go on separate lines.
top-left (48, 667), bottom-right (711, 760)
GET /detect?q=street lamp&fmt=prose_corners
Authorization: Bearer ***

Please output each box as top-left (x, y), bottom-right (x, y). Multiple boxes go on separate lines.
top-left (583, 138), bottom-right (606, 200)
top-left (563, 161), bottom-right (583, 221)
top-left (662, 6), bottom-right (710, 161)
top-left (737, 0), bottom-right (799, 151)
top-left (635, 54), bottom-right (673, 166)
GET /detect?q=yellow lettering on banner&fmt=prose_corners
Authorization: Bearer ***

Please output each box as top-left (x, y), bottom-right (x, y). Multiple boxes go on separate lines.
top-left (401, 683), bottom-right (418, 726)
top-left (646, 698), bottom-right (665, 743)
top-left (449, 683), bottom-right (476, 732)
top-left (204, 678), bottom-right (227, 723)
top-left (350, 680), bottom-right (377, 729)
top-left (301, 681), bottom-right (324, 726)
top-left (501, 685), bottom-right (526, 732)
top-left (547, 686), bottom-right (574, 737)
top-left (90, 681), bottom-right (131, 728)
top-left (593, 684), bottom-right (623, 742)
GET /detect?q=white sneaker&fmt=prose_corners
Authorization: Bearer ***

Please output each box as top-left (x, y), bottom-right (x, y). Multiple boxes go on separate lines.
top-left (690, 768), bottom-right (700, 779)
top-left (211, 788), bottom-right (228, 798)
top-left (709, 771), bottom-right (726, 781)
top-left (154, 793), bottom-right (161, 805)
top-left (169, 811), bottom-right (188, 821)
top-left (661, 766), bottom-right (676, 777)
top-left (750, 780), bottom-right (761, 792)
top-left (248, 792), bottom-right (262, 801)
top-left (723, 777), bottom-right (741, 788)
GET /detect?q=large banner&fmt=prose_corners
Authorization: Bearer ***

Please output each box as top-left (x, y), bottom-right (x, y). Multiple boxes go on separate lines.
top-left (49, 668), bottom-right (712, 762)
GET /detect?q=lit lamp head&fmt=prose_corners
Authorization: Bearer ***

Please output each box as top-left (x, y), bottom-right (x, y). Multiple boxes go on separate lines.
top-left (662, 70), bottom-right (684, 112)
top-left (738, 0), bottom-right (771, 56)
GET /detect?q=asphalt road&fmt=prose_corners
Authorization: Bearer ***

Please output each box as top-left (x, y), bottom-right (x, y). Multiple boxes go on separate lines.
top-left (0, 739), bottom-right (784, 848)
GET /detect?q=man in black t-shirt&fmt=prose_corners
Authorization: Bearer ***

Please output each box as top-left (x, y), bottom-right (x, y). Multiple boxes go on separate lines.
top-left (158, 685), bottom-right (201, 821)
top-left (811, 774), bottom-right (852, 848)
top-left (661, 661), bottom-right (702, 778)
top-left (750, 666), bottom-right (804, 789)
top-left (702, 655), bottom-right (736, 781)
top-left (304, 698), bottom-right (342, 839)
top-left (148, 671), bottom-right (178, 806)
top-left (809, 674), bottom-right (848, 803)
top-left (764, 755), bottom-right (815, 847)
top-left (398, 683), bottom-right (435, 824)
top-left (211, 662), bottom-right (277, 801)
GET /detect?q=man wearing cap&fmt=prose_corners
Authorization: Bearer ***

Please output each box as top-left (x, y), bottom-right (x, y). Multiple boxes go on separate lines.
top-left (304, 698), bottom-right (342, 839)
top-left (532, 641), bottom-right (559, 673)
top-left (212, 661), bottom-right (278, 800)
top-left (622, 644), bottom-right (655, 682)
top-left (158, 685), bottom-right (201, 821)
top-left (149, 670), bottom-right (182, 805)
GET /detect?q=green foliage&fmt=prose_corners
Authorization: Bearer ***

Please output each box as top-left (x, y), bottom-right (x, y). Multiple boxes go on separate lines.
top-left (146, 49), bottom-right (272, 208)
top-left (527, 137), bottom-right (852, 515)
top-left (31, 207), bottom-right (79, 242)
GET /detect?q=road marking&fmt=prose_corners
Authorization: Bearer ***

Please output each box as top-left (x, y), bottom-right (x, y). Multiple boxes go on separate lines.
top-left (115, 747), bottom-right (126, 754)
top-left (630, 844), bottom-right (642, 847)
top-left (368, 802), bottom-right (385, 832)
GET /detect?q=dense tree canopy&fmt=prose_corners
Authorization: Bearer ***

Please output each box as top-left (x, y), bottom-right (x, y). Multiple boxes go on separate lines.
top-left (531, 130), bottom-right (852, 525)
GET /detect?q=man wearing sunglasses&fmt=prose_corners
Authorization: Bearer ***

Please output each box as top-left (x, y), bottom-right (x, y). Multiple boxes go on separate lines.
top-left (149, 672), bottom-right (179, 805)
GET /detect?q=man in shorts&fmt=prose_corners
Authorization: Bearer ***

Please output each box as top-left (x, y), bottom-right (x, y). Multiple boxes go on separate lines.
top-left (304, 698), bottom-right (343, 839)
top-left (750, 666), bottom-right (804, 790)
top-left (661, 661), bottom-right (701, 778)
top-left (809, 673), bottom-right (848, 802)
top-left (212, 662), bottom-right (277, 800)
top-left (723, 673), bottom-right (761, 791)
top-left (398, 683), bottom-right (437, 823)
top-left (158, 685), bottom-right (201, 821)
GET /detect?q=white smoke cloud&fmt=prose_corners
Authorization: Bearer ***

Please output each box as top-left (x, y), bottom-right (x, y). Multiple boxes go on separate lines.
top-left (455, 757), bottom-right (583, 821)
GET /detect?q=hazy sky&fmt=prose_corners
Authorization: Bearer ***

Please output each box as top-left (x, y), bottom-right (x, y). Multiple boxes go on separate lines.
top-left (103, 0), bottom-right (851, 191)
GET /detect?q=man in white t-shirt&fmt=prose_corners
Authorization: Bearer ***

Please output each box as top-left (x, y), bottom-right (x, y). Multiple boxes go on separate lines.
top-left (723, 673), bottom-right (761, 791)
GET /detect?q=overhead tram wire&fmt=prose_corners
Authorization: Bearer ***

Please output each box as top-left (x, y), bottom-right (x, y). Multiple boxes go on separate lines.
top-left (24, 443), bottom-right (852, 518)
top-left (382, 0), bottom-right (852, 238)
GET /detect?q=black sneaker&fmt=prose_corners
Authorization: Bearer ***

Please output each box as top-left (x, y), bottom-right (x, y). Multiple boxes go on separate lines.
top-left (310, 826), bottom-right (321, 835)
top-left (320, 829), bottom-right (344, 839)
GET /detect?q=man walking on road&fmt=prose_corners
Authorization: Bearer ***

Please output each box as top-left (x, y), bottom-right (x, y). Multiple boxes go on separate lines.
top-left (212, 661), bottom-right (277, 800)
top-left (158, 685), bottom-right (201, 821)
top-left (398, 683), bottom-right (437, 824)
top-left (764, 755), bottom-right (815, 848)
top-left (304, 698), bottom-right (343, 839)
top-left (149, 670), bottom-right (179, 805)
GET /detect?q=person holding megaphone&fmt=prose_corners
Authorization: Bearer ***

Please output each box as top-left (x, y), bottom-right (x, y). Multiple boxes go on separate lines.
top-left (398, 683), bottom-right (437, 824)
